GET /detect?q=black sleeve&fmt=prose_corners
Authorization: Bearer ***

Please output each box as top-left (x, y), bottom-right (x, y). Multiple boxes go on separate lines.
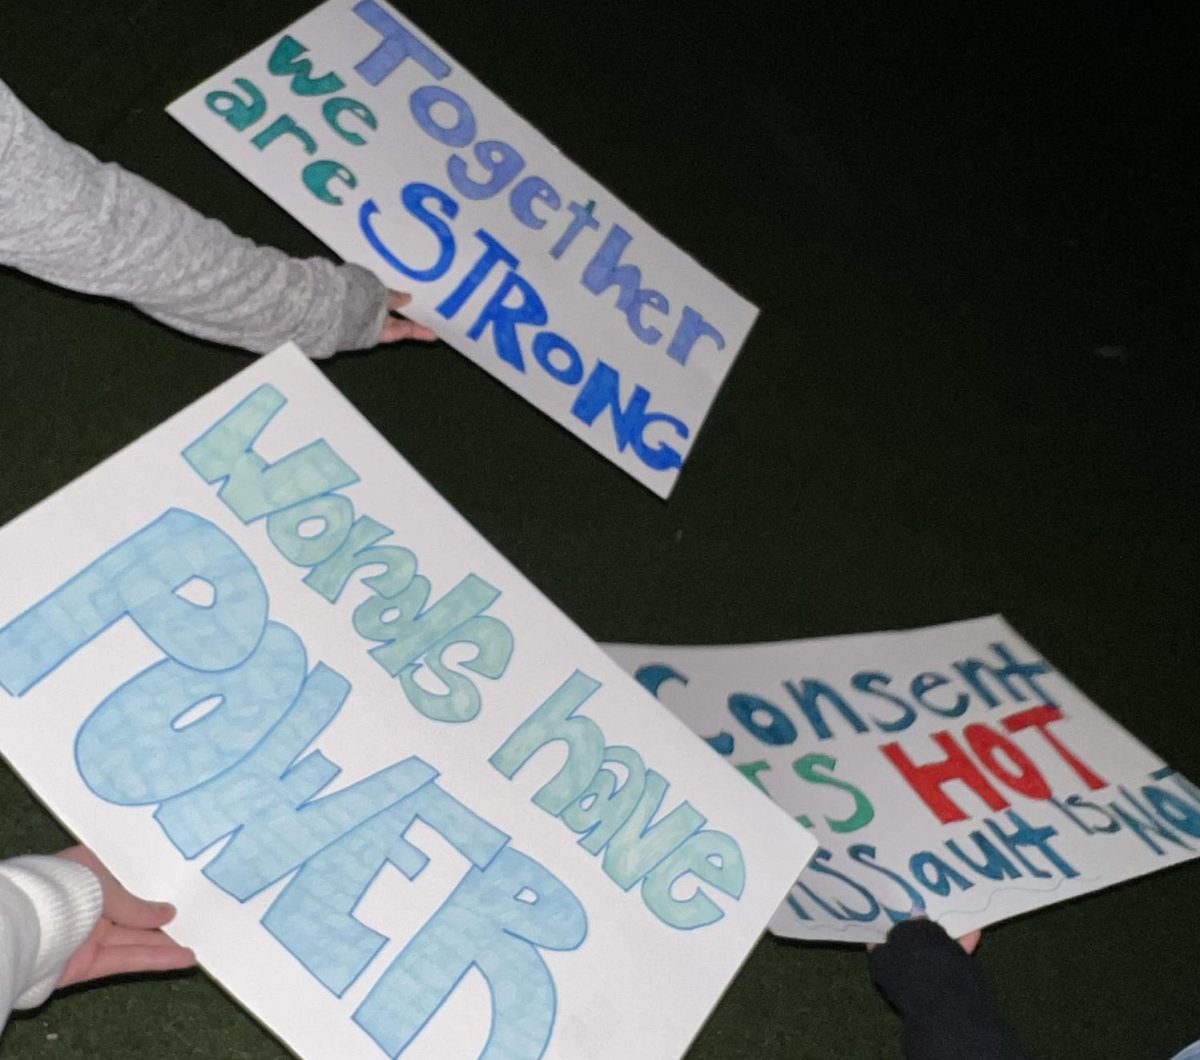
top-left (868, 919), bottom-right (1037, 1060)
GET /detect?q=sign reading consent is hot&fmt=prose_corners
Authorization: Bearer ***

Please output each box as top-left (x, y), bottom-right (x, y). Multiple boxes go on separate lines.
top-left (606, 617), bottom-right (1200, 944)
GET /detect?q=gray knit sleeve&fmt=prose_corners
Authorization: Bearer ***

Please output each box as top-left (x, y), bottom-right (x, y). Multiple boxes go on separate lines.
top-left (0, 80), bottom-right (388, 358)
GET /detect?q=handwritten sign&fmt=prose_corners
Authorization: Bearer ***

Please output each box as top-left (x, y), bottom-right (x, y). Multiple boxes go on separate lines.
top-left (167, 0), bottom-right (758, 498)
top-left (605, 617), bottom-right (1200, 943)
top-left (0, 347), bottom-right (813, 1059)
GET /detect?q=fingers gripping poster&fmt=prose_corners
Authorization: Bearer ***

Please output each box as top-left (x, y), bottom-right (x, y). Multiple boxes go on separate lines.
top-left (605, 618), bottom-right (1200, 944)
top-left (168, 1), bottom-right (758, 498)
top-left (0, 347), bottom-right (815, 1059)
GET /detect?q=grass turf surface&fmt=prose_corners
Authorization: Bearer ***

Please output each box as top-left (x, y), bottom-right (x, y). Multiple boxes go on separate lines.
top-left (1, 2), bottom-right (1197, 1057)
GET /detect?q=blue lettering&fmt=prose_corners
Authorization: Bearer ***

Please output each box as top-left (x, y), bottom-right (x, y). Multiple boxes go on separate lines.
top-left (509, 175), bottom-right (561, 230)
top-left (549, 201), bottom-right (599, 259)
top-left (359, 182), bottom-right (459, 282)
top-left (665, 306), bottom-right (726, 366)
top-left (448, 139), bottom-right (525, 201)
top-left (436, 230), bottom-right (518, 321)
top-left (570, 361), bottom-right (688, 472)
top-left (155, 665), bottom-right (438, 900)
top-left (262, 778), bottom-right (507, 995)
top-left (351, 0), bottom-right (451, 85)
top-left (728, 692), bottom-right (797, 746)
top-left (785, 678), bottom-right (869, 741)
top-left (0, 509), bottom-right (267, 694)
top-left (849, 671), bottom-right (918, 732)
top-left (77, 622), bottom-right (306, 805)
top-left (531, 332), bottom-right (583, 386)
top-left (354, 847), bottom-right (586, 1058)
top-left (466, 269), bottom-right (547, 372)
top-left (910, 670), bottom-right (969, 717)
top-left (806, 849), bottom-right (881, 922)
top-left (410, 84), bottom-right (476, 148)
top-left (580, 224), bottom-right (668, 344)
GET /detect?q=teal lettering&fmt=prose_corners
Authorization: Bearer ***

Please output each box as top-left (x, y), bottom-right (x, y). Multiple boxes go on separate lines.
top-left (183, 385), bottom-right (358, 523)
top-left (268, 35), bottom-right (345, 96)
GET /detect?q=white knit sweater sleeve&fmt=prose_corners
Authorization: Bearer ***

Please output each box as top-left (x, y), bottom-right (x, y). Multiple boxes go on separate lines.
top-left (0, 856), bottom-right (103, 1030)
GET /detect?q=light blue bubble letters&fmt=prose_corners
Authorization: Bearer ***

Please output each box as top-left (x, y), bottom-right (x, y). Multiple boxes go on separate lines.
top-left (0, 382), bottom-right (750, 1056)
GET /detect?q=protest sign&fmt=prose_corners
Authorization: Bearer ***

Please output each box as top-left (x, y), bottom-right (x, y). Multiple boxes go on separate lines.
top-left (0, 346), bottom-right (814, 1058)
top-left (167, 0), bottom-right (758, 498)
top-left (605, 617), bottom-right (1200, 944)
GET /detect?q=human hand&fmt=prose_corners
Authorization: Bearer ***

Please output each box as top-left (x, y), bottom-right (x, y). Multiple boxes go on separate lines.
top-left (53, 846), bottom-right (196, 987)
top-left (866, 903), bottom-right (981, 955)
top-left (867, 932), bottom-right (980, 953)
top-left (379, 291), bottom-right (438, 344)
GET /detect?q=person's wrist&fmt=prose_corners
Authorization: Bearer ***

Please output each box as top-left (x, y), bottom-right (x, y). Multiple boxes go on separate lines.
top-left (338, 263), bottom-right (390, 352)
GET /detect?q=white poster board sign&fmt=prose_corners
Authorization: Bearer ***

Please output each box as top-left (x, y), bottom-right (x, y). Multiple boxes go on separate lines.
top-left (605, 617), bottom-right (1200, 944)
top-left (0, 347), bottom-right (814, 1059)
top-left (168, 0), bottom-right (758, 498)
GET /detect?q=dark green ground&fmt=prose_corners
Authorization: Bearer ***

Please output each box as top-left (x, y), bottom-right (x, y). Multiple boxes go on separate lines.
top-left (1, 2), bottom-right (1197, 1057)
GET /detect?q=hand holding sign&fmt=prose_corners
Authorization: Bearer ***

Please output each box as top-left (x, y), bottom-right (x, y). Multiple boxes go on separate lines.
top-left (0, 347), bottom-right (813, 1059)
top-left (379, 290), bottom-right (438, 344)
top-left (55, 847), bottom-right (196, 989)
top-left (169, 1), bottom-right (759, 496)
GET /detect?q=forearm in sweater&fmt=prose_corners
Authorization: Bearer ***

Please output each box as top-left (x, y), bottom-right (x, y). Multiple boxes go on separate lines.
top-left (0, 79), bottom-right (387, 358)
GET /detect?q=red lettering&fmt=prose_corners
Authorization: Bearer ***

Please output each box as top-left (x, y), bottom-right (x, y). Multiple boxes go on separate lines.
top-left (881, 732), bottom-right (1010, 824)
top-left (1002, 705), bottom-right (1107, 791)
top-left (964, 723), bottom-right (1052, 800)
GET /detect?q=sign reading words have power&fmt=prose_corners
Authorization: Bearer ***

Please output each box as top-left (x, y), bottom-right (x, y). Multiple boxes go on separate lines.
top-left (0, 348), bottom-right (814, 1059)
top-left (169, 1), bottom-right (758, 497)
